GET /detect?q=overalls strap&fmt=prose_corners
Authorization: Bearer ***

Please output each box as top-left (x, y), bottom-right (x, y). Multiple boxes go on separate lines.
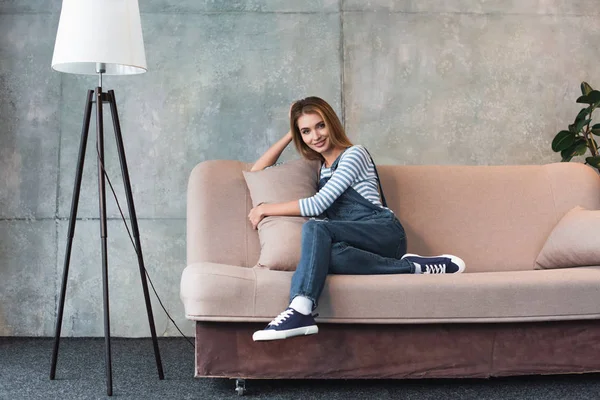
top-left (362, 148), bottom-right (388, 208)
top-left (329, 147), bottom-right (388, 208)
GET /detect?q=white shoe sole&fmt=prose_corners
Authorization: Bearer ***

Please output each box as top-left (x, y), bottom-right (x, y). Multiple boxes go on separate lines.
top-left (252, 325), bottom-right (319, 341)
top-left (402, 253), bottom-right (466, 273)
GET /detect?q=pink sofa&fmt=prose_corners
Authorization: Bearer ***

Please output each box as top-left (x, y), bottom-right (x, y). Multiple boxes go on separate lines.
top-left (181, 161), bottom-right (600, 385)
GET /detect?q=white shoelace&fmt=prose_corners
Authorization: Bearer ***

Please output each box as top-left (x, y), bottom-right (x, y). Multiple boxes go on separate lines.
top-left (268, 309), bottom-right (294, 327)
top-left (423, 264), bottom-right (447, 274)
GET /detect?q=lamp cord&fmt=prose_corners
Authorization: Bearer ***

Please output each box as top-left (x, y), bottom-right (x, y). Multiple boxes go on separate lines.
top-left (96, 141), bottom-right (195, 349)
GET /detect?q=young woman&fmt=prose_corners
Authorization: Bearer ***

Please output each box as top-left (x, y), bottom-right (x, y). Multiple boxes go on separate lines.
top-left (248, 97), bottom-right (465, 341)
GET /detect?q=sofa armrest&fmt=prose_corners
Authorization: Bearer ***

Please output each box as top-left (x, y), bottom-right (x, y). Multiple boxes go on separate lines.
top-left (187, 160), bottom-right (260, 267)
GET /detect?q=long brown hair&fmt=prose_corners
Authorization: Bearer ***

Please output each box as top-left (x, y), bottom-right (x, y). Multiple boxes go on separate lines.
top-left (290, 97), bottom-right (353, 161)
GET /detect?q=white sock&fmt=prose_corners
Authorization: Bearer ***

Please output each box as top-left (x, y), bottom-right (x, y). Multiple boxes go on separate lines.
top-left (412, 263), bottom-right (423, 274)
top-left (289, 296), bottom-right (313, 315)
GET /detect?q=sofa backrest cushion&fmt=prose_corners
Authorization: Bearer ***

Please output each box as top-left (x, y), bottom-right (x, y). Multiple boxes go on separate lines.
top-left (187, 161), bottom-right (600, 272)
top-left (377, 163), bottom-right (600, 272)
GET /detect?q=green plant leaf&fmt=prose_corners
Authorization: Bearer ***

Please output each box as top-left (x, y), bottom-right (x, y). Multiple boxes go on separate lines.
top-left (568, 123), bottom-right (577, 133)
top-left (575, 107), bottom-right (590, 122)
top-left (575, 118), bottom-right (592, 133)
top-left (576, 91), bottom-right (600, 104)
top-left (589, 90), bottom-right (600, 103)
top-left (585, 155), bottom-right (600, 168)
top-left (560, 138), bottom-right (586, 158)
top-left (581, 82), bottom-right (594, 96)
top-left (577, 95), bottom-right (591, 104)
top-left (592, 129), bottom-right (600, 136)
top-left (560, 147), bottom-right (573, 161)
top-left (592, 124), bottom-right (600, 130)
top-left (574, 142), bottom-right (588, 156)
top-left (552, 130), bottom-right (576, 152)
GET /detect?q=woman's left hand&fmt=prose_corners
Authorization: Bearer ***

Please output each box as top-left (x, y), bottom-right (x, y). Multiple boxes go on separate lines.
top-left (248, 204), bottom-right (266, 230)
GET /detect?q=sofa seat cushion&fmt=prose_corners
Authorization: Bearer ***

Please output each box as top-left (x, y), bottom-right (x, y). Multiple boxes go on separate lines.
top-left (181, 263), bottom-right (600, 323)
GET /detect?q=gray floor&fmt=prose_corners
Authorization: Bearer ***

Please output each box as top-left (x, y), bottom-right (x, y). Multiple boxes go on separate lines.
top-left (1, 337), bottom-right (599, 399)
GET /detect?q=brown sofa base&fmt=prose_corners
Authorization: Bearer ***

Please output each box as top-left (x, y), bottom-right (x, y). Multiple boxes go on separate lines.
top-left (195, 320), bottom-right (600, 379)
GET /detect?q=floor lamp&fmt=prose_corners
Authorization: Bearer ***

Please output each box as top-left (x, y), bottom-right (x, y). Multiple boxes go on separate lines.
top-left (48, 0), bottom-right (164, 396)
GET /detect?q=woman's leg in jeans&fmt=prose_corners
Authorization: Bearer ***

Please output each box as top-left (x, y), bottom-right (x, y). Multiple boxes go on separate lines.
top-left (329, 242), bottom-right (414, 275)
top-left (289, 217), bottom-right (408, 308)
top-left (289, 219), bottom-right (333, 308)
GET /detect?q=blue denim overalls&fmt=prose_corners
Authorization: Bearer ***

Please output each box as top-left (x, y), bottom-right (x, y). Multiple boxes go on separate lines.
top-left (289, 149), bottom-right (414, 307)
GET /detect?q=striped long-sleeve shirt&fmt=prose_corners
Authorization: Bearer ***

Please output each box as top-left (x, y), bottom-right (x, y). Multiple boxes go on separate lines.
top-left (299, 145), bottom-right (384, 217)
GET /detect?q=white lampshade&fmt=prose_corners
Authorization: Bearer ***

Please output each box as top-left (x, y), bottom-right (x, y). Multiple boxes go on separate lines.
top-left (52, 0), bottom-right (147, 75)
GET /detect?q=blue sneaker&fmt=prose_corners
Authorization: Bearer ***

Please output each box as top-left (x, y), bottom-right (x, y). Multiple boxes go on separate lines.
top-left (252, 308), bottom-right (318, 341)
top-left (401, 253), bottom-right (466, 274)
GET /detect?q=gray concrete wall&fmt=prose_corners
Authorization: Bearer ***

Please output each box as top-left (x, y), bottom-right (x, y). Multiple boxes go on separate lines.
top-left (1, 0), bottom-right (599, 337)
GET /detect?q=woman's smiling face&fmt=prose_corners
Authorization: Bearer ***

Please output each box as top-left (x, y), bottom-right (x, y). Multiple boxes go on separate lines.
top-left (297, 112), bottom-right (332, 154)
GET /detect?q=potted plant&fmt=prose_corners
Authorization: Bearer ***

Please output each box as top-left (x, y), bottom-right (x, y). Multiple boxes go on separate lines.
top-left (552, 82), bottom-right (600, 172)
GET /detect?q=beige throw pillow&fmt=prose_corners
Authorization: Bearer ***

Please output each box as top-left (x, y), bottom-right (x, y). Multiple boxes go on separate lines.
top-left (243, 158), bottom-right (320, 271)
top-left (535, 206), bottom-right (600, 269)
